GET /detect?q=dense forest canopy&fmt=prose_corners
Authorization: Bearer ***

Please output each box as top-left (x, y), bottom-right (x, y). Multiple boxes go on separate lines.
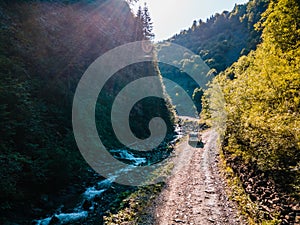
top-left (158, 0), bottom-right (269, 115)
top-left (0, 0), bottom-right (174, 223)
top-left (202, 0), bottom-right (300, 223)
top-left (1, 0), bottom-right (299, 224)
top-left (168, 0), bottom-right (269, 73)
top-left (215, 0), bottom-right (300, 173)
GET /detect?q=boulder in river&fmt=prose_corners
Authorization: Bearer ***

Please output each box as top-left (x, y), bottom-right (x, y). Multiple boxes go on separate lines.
top-left (82, 200), bottom-right (92, 211)
top-left (49, 215), bottom-right (60, 225)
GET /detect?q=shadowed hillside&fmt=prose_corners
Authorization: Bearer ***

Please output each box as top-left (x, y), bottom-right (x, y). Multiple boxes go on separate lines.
top-left (0, 0), bottom-right (174, 223)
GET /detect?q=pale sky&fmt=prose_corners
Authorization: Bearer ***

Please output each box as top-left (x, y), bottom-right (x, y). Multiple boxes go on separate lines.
top-left (133, 0), bottom-right (249, 41)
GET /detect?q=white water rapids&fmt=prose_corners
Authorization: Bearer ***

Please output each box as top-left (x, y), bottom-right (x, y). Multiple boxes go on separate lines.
top-left (34, 150), bottom-right (146, 225)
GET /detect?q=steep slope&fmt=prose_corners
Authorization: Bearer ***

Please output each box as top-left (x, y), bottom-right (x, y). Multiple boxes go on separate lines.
top-left (204, 0), bottom-right (300, 223)
top-left (169, 0), bottom-right (269, 73)
top-left (0, 0), bottom-right (174, 223)
top-left (158, 0), bottom-right (269, 115)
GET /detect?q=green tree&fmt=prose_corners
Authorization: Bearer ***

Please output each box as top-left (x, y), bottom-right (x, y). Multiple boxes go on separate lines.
top-left (142, 3), bottom-right (154, 39)
top-left (208, 0), bottom-right (300, 178)
top-left (135, 3), bottom-right (154, 40)
top-left (192, 87), bottom-right (204, 113)
top-left (191, 20), bottom-right (197, 31)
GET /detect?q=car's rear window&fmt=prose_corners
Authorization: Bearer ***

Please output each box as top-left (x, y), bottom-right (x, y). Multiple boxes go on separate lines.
top-left (189, 133), bottom-right (198, 137)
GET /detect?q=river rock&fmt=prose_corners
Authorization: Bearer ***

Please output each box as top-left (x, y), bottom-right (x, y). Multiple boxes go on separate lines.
top-left (49, 215), bottom-right (60, 225)
top-left (82, 199), bottom-right (92, 210)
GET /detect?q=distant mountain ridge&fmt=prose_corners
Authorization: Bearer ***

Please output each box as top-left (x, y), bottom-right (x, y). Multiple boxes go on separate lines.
top-left (157, 0), bottom-right (269, 115)
top-left (167, 0), bottom-right (269, 73)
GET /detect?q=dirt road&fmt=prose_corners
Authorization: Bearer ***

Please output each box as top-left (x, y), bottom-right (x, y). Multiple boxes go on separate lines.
top-left (152, 129), bottom-right (246, 225)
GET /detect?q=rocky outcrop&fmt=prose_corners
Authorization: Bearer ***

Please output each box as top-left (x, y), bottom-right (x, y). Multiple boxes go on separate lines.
top-left (227, 156), bottom-right (300, 224)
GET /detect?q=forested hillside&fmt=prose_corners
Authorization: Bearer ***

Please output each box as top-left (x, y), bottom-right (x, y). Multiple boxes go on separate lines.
top-left (203, 0), bottom-right (300, 224)
top-left (0, 0), bottom-right (174, 223)
top-left (2, 0), bottom-right (299, 224)
top-left (158, 0), bottom-right (269, 115)
top-left (169, 0), bottom-right (269, 73)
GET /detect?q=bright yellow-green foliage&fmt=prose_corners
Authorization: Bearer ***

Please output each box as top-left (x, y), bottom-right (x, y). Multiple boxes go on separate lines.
top-left (204, 2), bottom-right (300, 224)
top-left (259, 0), bottom-right (300, 52)
top-left (212, 0), bottom-right (300, 171)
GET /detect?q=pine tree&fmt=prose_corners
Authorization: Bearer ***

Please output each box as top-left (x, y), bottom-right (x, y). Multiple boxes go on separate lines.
top-left (136, 5), bottom-right (143, 21)
top-left (142, 3), bottom-right (154, 39)
top-left (191, 20), bottom-right (197, 31)
top-left (136, 3), bottom-right (154, 40)
top-left (135, 5), bottom-right (144, 39)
